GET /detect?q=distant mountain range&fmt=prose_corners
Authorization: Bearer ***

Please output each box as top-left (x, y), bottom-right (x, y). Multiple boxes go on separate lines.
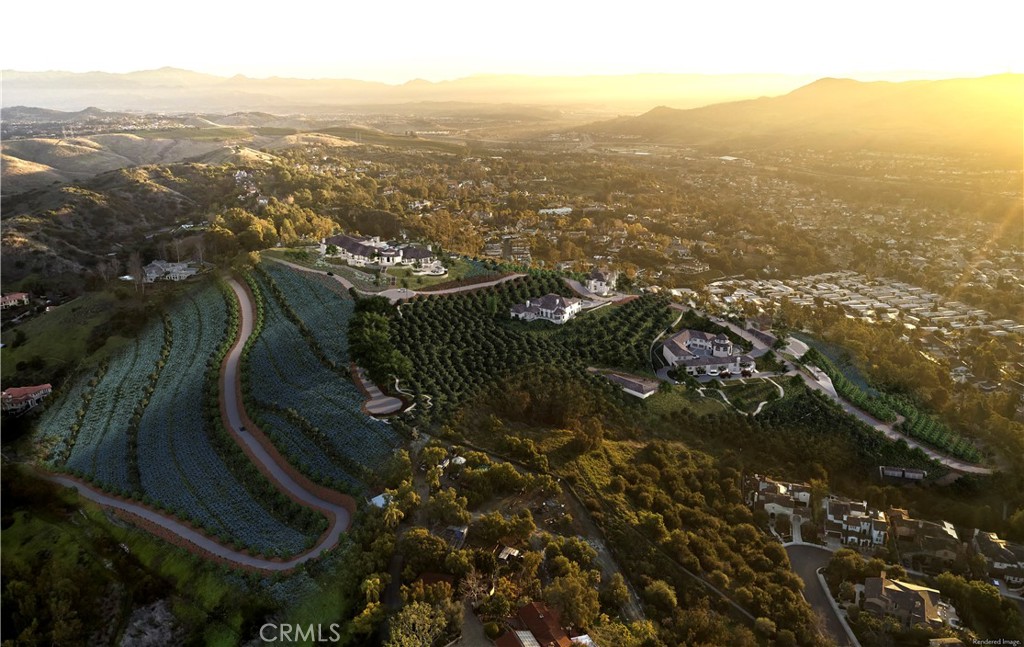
top-left (586, 74), bottom-right (1023, 160)
top-left (1, 67), bottom-right (813, 113)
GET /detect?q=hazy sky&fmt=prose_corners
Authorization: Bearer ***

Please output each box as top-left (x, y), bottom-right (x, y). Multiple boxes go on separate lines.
top-left (4, 0), bottom-right (1021, 82)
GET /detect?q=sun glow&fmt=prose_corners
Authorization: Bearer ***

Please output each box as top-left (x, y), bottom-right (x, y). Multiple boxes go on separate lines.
top-left (3, 0), bottom-right (1021, 82)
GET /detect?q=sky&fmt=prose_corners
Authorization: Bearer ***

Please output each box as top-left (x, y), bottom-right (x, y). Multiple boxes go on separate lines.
top-left (4, 0), bottom-right (1022, 83)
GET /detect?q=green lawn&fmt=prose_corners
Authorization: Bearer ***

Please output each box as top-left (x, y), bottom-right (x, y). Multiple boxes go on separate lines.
top-left (645, 384), bottom-right (729, 418)
top-left (719, 378), bottom-right (782, 414)
top-left (385, 258), bottom-right (489, 289)
top-left (1, 281), bottom-right (198, 384)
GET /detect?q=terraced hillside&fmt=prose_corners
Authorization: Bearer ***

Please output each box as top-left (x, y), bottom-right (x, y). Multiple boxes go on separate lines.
top-left (242, 264), bottom-right (402, 493)
top-left (34, 281), bottom-right (324, 556)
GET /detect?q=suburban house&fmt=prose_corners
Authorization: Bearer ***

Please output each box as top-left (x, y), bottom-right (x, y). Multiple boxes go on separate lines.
top-left (585, 267), bottom-right (618, 296)
top-left (746, 474), bottom-right (811, 518)
top-left (602, 372), bottom-right (659, 399)
top-left (1, 384), bottom-right (52, 414)
top-left (510, 294), bottom-right (582, 324)
top-left (974, 531), bottom-right (1024, 588)
top-left (888, 508), bottom-right (962, 572)
top-left (662, 329), bottom-right (755, 376)
top-left (825, 498), bottom-right (888, 547)
top-left (320, 234), bottom-right (434, 267)
top-left (144, 260), bottom-right (198, 283)
top-left (0, 292), bottom-right (30, 309)
top-left (863, 572), bottom-right (957, 628)
top-left (495, 601), bottom-right (575, 647)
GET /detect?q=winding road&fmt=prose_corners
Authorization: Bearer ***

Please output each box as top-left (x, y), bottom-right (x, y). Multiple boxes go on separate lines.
top-left (47, 278), bottom-right (354, 571)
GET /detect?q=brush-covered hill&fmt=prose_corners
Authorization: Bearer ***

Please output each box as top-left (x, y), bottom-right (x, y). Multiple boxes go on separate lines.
top-left (1, 164), bottom-right (231, 281)
top-left (588, 74), bottom-right (1024, 162)
top-left (0, 134), bottom-right (245, 195)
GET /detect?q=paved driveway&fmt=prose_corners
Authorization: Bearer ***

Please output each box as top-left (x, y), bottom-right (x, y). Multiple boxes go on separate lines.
top-left (785, 544), bottom-right (853, 646)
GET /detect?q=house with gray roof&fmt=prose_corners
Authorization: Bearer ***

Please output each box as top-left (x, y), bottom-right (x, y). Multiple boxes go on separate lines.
top-left (662, 329), bottom-right (755, 376)
top-left (510, 294), bottom-right (581, 324)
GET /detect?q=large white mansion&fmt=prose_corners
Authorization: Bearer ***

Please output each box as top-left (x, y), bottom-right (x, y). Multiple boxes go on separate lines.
top-left (320, 234), bottom-right (435, 267)
top-left (662, 329), bottom-right (755, 375)
top-left (510, 294), bottom-right (582, 324)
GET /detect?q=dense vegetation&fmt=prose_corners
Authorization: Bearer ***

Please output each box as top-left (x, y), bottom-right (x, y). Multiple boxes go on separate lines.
top-left (349, 273), bottom-right (672, 423)
top-left (802, 344), bottom-right (983, 463)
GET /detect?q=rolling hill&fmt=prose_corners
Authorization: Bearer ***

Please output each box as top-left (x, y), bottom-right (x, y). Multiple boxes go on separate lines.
top-left (586, 74), bottom-right (1024, 161)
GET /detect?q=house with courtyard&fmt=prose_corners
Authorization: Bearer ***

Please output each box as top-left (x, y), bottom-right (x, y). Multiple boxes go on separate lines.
top-left (510, 294), bottom-right (581, 324)
top-left (888, 508), bottom-right (963, 572)
top-left (1, 384), bottom-right (52, 414)
top-left (746, 474), bottom-right (811, 518)
top-left (662, 329), bottom-right (755, 376)
top-left (144, 260), bottom-right (198, 282)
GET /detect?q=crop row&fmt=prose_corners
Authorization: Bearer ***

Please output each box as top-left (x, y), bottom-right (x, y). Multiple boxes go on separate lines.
top-left (260, 262), bottom-right (355, 368)
top-left (138, 284), bottom-right (319, 555)
top-left (64, 319), bottom-right (167, 492)
top-left (243, 272), bottom-right (400, 488)
top-left (877, 393), bottom-right (983, 463)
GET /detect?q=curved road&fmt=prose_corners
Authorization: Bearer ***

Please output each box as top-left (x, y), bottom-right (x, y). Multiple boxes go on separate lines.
top-left (48, 278), bottom-right (352, 571)
top-left (793, 367), bottom-right (992, 475)
top-left (785, 544), bottom-right (854, 646)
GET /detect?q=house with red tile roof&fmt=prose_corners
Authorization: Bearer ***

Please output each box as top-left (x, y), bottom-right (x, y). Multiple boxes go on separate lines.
top-left (1, 384), bottom-right (52, 414)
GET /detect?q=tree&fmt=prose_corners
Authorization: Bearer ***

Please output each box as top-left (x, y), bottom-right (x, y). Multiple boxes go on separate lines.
top-left (543, 562), bottom-right (601, 629)
top-left (382, 501), bottom-right (405, 529)
top-left (838, 581), bottom-right (856, 603)
top-left (425, 488), bottom-right (471, 526)
top-left (600, 573), bottom-right (631, 613)
top-left (129, 251), bottom-right (145, 294)
top-left (642, 580), bottom-right (678, 616)
top-left (384, 601), bottom-right (448, 647)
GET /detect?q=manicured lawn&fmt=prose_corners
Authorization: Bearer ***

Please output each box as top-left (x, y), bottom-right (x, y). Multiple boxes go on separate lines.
top-left (386, 257), bottom-right (493, 289)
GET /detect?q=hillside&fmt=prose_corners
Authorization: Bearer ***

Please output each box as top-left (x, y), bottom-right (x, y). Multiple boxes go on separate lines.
top-left (1, 165), bottom-right (227, 282)
top-left (587, 74), bottom-right (1024, 161)
top-left (1, 154), bottom-right (69, 192)
top-left (0, 133), bottom-right (249, 195)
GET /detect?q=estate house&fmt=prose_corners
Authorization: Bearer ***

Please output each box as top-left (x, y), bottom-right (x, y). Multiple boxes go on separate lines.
top-left (510, 294), bottom-right (581, 324)
top-left (662, 328), bottom-right (755, 376)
